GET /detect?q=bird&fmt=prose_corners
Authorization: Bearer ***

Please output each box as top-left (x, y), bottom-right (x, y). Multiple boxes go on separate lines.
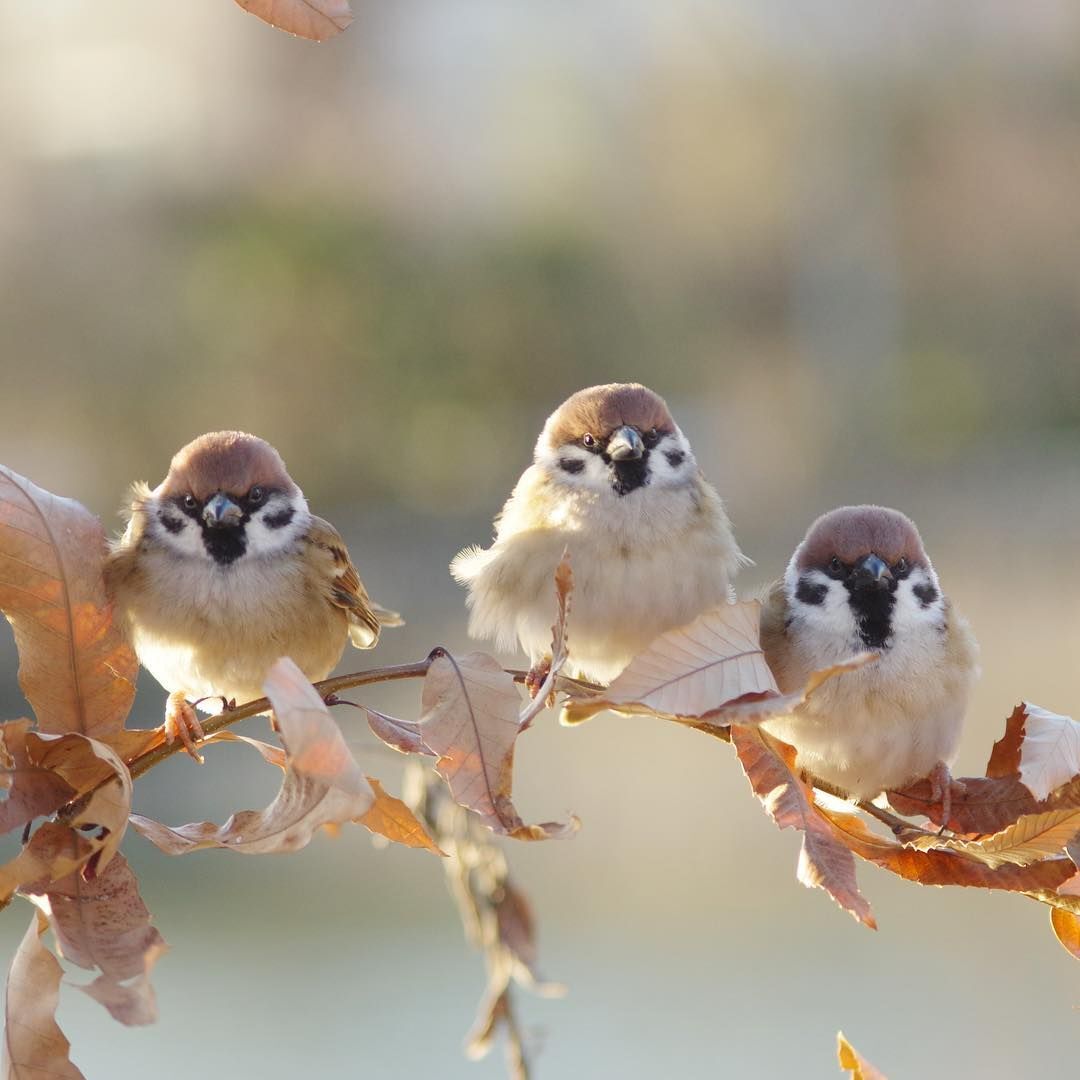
top-left (105, 431), bottom-right (401, 759)
top-left (759, 505), bottom-right (979, 815)
top-left (451, 382), bottom-right (747, 690)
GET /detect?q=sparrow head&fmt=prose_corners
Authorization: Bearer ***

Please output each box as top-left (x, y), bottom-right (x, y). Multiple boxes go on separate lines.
top-left (137, 432), bottom-right (310, 566)
top-left (534, 383), bottom-right (697, 497)
top-left (784, 505), bottom-right (945, 651)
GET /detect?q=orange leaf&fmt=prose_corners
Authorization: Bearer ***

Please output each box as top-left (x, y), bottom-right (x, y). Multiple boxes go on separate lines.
top-left (1050, 907), bottom-right (1080, 961)
top-left (130, 658), bottom-right (374, 855)
top-left (359, 777), bottom-right (444, 855)
top-left (2, 910), bottom-right (86, 1079)
top-left (837, 1031), bottom-right (887, 1080)
top-left (233, 0), bottom-right (352, 42)
top-left (0, 467), bottom-right (137, 738)
top-left (419, 651), bottom-right (577, 841)
top-left (731, 725), bottom-right (876, 927)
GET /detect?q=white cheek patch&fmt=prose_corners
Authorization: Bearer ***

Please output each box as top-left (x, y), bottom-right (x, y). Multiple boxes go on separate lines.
top-left (245, 495), bottom-right (310, 558)
top-left (647, 430), bottom-right (696, 488)
top-left (891, 567), bottom-right (945, 637)
top-left (784, 565), bottom-right (861, 653)
top-left (150, 503), bottom-right (208, 560)
top-left (537, 442), bottom-right (612, 493)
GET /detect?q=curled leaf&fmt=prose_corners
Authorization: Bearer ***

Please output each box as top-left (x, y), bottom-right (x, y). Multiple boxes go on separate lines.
top-left (0, 823), bottom-right (95, 904)
top-left (0, 719), bottom-right (75, 836)
top-left (1017, 702), bottom-right (1080, 802)
top-left (0, 467), bottom-right (137, 737)
top-left (2, 910), bottom-right (86, 1079)
top-left (731, 725), bottom-right (876, 928)
top-left (520, 549), bottom-right (573, 731)
top-left (1050, 907), bottom-right (1080, 961)
top-left (233, 0), bottom-right (353, 41)
top-left (906, 809), bottom-right (1080, 868)
top-left (360, 777), bottom-right (443, 855)
top-left (418, 651), bottom-right (576, 841)
top-left (130, 658), bottom-right (374, 855)
top-left (837, 1032), bottom-right (887, 1080)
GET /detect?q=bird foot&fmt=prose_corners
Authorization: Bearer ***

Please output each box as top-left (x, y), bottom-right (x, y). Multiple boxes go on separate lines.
top-left (524, 657), bottom-right (555, 704)
top-left (164, 692), bottom-right (206, 764)
top-left (928, 761), bottom-right (966, 834)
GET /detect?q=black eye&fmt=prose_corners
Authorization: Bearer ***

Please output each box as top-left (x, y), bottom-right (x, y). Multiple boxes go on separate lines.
top-left (643, 428), bottom-right (660, 448)
top-left (182, 494), bottom-right (198, 511)
top-left (828, 556), bottom-right (844, 576)
top-left (248, 486), bottom-right (265, 506)
top-left (894, 557), bottom-right (908, 576)
top-left (582, 433), bottom-right (596, 448)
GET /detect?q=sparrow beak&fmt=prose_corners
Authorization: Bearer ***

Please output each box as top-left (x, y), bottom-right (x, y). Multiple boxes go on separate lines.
top-left (851, 553), bottom-right (892, 591)
top-left (607, 426), bottom-right (645, 462)
top-left (203, 494), bottom-right (243, 529)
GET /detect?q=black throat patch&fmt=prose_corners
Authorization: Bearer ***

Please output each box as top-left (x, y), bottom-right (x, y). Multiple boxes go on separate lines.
top-left (606, 453), bottom-right (650, 496)
top-left (844, 581), bottom-right (896, 649)
top-left (200, 525), bottom-right (247, 566)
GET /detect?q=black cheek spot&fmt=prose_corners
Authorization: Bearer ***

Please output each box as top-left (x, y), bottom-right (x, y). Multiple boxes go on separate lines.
top-left (913, 582), bottom-right (939, 607)
top-left (263, 506), bottom-right (296, 530)
top-left (558, 458), bottom-right (585, 475)
top-left (664, 449), bottom-right (685, 468)
top-left (795, 577), bottom-right (827, 606)
top-left (158, 512), bottom-right (184, 536)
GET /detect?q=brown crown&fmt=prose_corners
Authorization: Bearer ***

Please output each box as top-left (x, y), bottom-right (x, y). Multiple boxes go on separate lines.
top-left (157, 432), bottom-right (297, 501)
top-left (543, 383), bottom-right (676, 448)
top-left (794, 505), bottom-right (929, 571)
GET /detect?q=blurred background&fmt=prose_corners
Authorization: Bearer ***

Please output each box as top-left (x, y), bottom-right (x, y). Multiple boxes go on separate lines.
top-left (1, 0), bottom-right (1079, 1076)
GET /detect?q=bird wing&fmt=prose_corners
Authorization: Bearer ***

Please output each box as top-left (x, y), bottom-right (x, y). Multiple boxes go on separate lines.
top-left (305, 516), bottom-right (384, 649)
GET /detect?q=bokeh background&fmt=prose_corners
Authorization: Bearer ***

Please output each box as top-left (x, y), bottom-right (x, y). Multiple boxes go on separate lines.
top-left (1, 1), bottom-right (1079, 1076)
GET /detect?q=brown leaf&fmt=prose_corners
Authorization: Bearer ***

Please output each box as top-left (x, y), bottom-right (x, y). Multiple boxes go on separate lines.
top-left (2, 909), bottom-right (86, 1079)
top-left (887, 775), bottom-right (1041, 836)
top-left (129, 658), bottom-right (374, 855)
top-left (359, 777), bottom-right (444, 855)
top-left (233, 0), bottom-right (352, 42)
top-left (0, 467), bottom-right (138, 738)
top-left (204, 730), bottom-right (286, 769)
top-left (815, 803), bottom-right (1077, 895)
top-left (1050, 907), bottom-right (1080, 961)
top-left (0, 824), bottom-right (95, 903)
top-left (837, 1032), bottom-right (887, 1080)
top-left (986, 703), bottom-right (1027, 777)
top-left (419, 651), bottom-right (576, 841)
top-left (77, 941), bottom-right (167, 1026)
top-left (0, 719), bottom-right (75, 836)
top-left (731, 725), bottom-right (876, 927)
top-left (366, 707), bottom-right (433, 757)
top-left (906, 809), bottom-right (1080, 868)
top-left (520, 550), bottom-right (573, 731)
top-left (562, 602), bottom-right (777, 724)
top-left (1016, 702), bottom-right (1080, 801)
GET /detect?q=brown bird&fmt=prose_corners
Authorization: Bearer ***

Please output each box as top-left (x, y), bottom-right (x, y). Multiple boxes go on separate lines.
top-left (105, 431), bottom-right (401, 758)
top-left (452, 383), bottom-right (746, 687)
top-left (760, 505), bottom-right (978, 813)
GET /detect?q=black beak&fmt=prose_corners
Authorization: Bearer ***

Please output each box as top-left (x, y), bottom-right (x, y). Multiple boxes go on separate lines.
top-left (607, 426), bottom-right (644, 462)
top-left (203, 493), bottom-right (243, 529)
top-left (850, 553), bottom-right (892, 591)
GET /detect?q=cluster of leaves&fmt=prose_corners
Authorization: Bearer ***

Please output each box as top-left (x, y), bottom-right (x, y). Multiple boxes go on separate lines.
top-left (4, 463), bottom-right (1080, 1079)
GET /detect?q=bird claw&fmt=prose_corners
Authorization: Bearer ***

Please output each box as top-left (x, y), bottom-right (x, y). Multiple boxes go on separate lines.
top-left (929, 761), bottom-right (966, 834)
top-left (164, 692), bottom-right (206, 764)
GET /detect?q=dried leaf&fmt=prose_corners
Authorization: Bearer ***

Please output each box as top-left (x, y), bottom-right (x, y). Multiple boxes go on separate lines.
top-left (0, 719), bottom-right (75, 836)
top-left (366, 707), bottom-right (432, 757)
top-left (130, 658), bottom-right (374, 854)
top-left (1017, 702), bottom-right (1080, 801)
top-left (359, 777), bottom-right (444, 855)
top-left (1050, 907), bottom-right (1080, 961)
top-left (77, 941), bottom-right (167, 1026)
top-left (986, 704), bottom-right (1027, 777)
top-left (731, 725), bottom-right (876, 927)
top-left (2, 909), bottom-right (86, 1079)
top-left (0, 467), bottom-right (137, 737)
top-left (233, 0), bottom-right (352, 42)
top-left (887, 774), bottom-right (1041, 836)
top-left (562, 602), bottom-right (776, 724)
top-left (419, 651), bottom-right (576, 841)
top-left (907, 809), bottom-right (1080, 868)
top-left (0, 823), bottom-right (95, 903)
top-left (519, 550), bottom-right (573, 731)
top-left (204, 730), bottom-right (286, 769)
top-left (837, 1032), bottom-right (887, 1080)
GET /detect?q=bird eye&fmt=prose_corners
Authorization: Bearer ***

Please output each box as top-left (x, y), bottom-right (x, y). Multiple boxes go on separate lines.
top-left (182, 494), bottom-right (198, 511)
top-left (582, 433), bottom-right (596, 448)
top-left (248, 486), bottom-right (265, 505)
top-left (894, 557), bottom-right (908, 575)
top-left (828, 556), bottom-right (843, 575)
top-left (643, 428), bottom-right (660, 448)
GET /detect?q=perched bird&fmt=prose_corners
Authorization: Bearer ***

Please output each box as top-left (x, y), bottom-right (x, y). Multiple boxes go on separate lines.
top-left (760, 505), bottom-right (978, 811)
top-left (451, 383), bottom-right (746, 687)
top-left (105, 431), bottom-right (401, 758)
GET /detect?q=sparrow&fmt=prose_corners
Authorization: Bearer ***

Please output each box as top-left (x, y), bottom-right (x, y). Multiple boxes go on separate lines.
top-left (105, 431), bottom-right (401, 759)
top-left (451, 383), bottom-right (746, 687)
top-left (759, 505), bottom-right (979, 813)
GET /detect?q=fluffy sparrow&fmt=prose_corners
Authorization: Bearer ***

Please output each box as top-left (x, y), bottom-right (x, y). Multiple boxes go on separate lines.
top-left (760, 505), bottom-right (978, 812)
top-left (105, 431), bottom-right (401, 758)
top-left (451, 383), bottom-right (746, 687)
